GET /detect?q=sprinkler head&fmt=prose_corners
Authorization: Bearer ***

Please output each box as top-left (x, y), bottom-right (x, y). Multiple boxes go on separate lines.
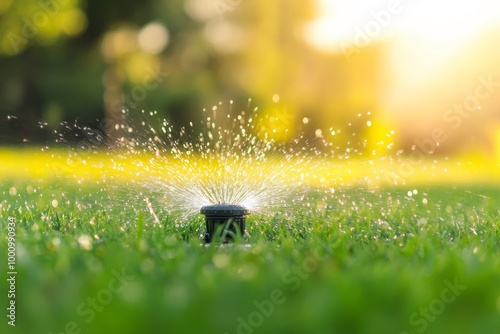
top-left (200, 204), bottom-right (250, 243)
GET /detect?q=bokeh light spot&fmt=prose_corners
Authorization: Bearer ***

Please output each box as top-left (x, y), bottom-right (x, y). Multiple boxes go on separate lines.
top-left (61, 9), bottom-right (88, 36)
top-left (138, 22), bottom-right (169, 54)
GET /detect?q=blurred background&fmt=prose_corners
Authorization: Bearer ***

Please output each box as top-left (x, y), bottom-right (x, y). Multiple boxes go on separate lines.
top-left (0, 0), bottom-right (499, 161)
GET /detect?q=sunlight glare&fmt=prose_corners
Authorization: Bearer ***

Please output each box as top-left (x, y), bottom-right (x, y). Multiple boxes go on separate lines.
top-left (306, 0), bottom-right (500, 54)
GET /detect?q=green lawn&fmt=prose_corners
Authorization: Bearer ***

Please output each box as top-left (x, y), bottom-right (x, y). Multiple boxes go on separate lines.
top-left (1, 179), bottom-right (499, 334)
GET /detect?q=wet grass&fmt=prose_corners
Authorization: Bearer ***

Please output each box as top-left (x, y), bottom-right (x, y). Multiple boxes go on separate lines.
top-left (1, 176), bottom-right (499, 334)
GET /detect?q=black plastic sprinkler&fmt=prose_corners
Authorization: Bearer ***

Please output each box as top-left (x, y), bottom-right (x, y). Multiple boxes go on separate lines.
top-left (200, 204), bottom-right (250, 243)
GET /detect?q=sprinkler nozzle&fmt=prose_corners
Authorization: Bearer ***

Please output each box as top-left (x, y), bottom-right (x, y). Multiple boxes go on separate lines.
top-left (200, 204), bottom-right (250, 243)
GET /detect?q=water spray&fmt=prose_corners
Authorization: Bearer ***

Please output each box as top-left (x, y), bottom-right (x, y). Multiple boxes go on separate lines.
top-left (200, 204), bottom-right (250, 243)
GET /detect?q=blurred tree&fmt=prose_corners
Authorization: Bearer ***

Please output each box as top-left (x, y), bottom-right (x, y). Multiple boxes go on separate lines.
top-left (0, 0), bottom-right (93, 141)
top-left (209, 0), bottom-right (384, 148)
top-left (0, 0), bottom-right (385, 151)
top-left (0, 0), bottom-right (211, 142)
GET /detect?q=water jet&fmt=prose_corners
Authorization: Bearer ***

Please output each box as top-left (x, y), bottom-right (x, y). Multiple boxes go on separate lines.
top-left (200, 204), bottom-right (250, 243)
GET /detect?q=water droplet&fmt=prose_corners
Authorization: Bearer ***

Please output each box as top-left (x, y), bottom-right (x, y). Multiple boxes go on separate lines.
top-left (212, 253), bottom-right (230, 268)
top-left (417, 218), bottom-right (427, 226)
top-left (51, 237), bottom-right (61, 248)
top-left (77, 235), bottom-right (93, 250)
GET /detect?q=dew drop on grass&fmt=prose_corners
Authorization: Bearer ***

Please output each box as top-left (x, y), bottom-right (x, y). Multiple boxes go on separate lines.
top-left (238, 263), bottom-right (257, 280)
top-left (417, 218), bottom-right (427, 226)
top-left (77, 235), bottom-right (93, 250)
top-left (212, 253), bottom-right (230, 268)
top-left (51, 237), bottom-right (61, 248)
